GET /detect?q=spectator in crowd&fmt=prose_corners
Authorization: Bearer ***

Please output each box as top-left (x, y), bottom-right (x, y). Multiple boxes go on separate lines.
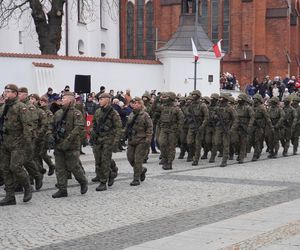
top-left (85, 93), bottom-right (98, 115)
top-left (124, 89), bottom-right (132, 106)
top-left (109, 89), bottom-right (115, 99)
top-left (42, 87), bottom-right (55, 103)
top-left (95, 86), bottom-right (106, 100)
top-left (288, 76), bottom-right (296, 93)
top-left (282, 88), bottom-right (290, 99)
top-left (49, 94), bottom-right (61, 114)
top-left (245, 82), bottom-right (256, 97)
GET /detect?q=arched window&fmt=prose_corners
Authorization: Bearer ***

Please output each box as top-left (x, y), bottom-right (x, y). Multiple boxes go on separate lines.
top-left (146, 1), bottom-right (154, 59)
top-left (211, 0), bottom-right (219, 43)
top-left (223, 0), bottom-right (230, 52)
top-left (137, 0), bottom-right (145, 57)
top-left (199, 0), bottom-right (208, 34)
top-left (126, 2), bottom-right (134, 58)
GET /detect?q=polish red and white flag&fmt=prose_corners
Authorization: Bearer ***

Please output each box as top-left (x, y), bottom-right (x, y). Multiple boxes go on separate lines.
top-left (213, 40), bottom-right (222, 58)
top-left (191, 38), bottom-right (199, 61)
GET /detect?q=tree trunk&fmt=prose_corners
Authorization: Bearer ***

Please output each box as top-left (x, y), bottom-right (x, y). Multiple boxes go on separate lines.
top-left (29, 0), bottom-right (65, 55)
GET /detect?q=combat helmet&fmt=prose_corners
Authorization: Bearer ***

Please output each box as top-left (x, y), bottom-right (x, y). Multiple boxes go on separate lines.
top-left (269, 96), bottom-right (280, 104)
top-left (142, 91), bottom-right (151, 100)
top-left (191, 90), bottom-right (202, 97)
top-left (167, 91), bottom-right (177, 101)
top-left (292, 96), bottom-right (300, 103)
top-left (210, 93), bottom-right (219, 100)
top-left (219, 93), bottom-right (231, 101)
top-left (202, 96), bottom-right (211, 104)
top-left (253, 94), bottom-right (263, 103)
top-left (237, 93), bottom-right (249, 102)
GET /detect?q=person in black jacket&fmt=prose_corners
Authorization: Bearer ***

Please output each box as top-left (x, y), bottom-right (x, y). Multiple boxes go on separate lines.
top-left (85, 94), bottom-right (98, 115)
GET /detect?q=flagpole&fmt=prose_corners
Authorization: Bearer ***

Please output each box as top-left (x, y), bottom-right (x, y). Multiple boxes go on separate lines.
top-left (194, 0), bottom-right (199, 91)
top-left (194, 59), bottom-right (197, 90)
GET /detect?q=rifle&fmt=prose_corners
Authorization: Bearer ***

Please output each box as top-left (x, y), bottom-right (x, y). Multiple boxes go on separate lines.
top-left (53, 104), bottom-right (70, 143)
top-left (125, 113), bottom-right (139, 139)
top-left (0, 104), bottom-right (11, 143)
top-left (216, 109), bottom-right (229, 134)
top-left (95, 106), bottom-right (113, 134)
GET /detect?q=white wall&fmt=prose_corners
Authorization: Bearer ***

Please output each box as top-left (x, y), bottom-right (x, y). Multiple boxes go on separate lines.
top-left (0, 56), bottom-right (163, 97)
top-left (0, 0), bottom-right (119, 58)
top-left (156, 50), bottom-right (221, 96)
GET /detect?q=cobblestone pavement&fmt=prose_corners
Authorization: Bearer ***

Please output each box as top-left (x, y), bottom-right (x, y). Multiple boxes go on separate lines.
top-left (1, 146), bottom-right (300, 249)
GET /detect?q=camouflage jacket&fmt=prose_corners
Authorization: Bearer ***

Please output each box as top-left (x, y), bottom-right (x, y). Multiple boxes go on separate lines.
top-left (126, 109), bottom-right (153, 145)
top-left (91, 105), bottom-right (122, 145)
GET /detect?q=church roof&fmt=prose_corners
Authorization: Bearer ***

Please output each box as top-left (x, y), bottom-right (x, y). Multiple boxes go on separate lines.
top-left (157, 14), bottom-right (213, 52)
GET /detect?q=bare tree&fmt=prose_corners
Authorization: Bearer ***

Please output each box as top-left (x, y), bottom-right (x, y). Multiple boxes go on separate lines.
top-left (0, 0), bottom-right (118, 55)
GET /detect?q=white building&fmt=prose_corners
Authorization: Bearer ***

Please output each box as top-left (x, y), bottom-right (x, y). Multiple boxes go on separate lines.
top-left (0, 0), bottom-right (119, 58)
top-left (0, 1), bottom-right (221, 96)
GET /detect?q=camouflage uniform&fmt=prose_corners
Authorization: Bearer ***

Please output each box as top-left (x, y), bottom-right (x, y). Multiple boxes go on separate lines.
top-left (39, 100), bottom-right (56, 175)
top-left (52, 97), bottom-right (88, 198)
top-left (91, 98), bottom-right (122, 191)
top-left (203, 94), bottom-right (219, 159)
top-left (234, 93), bottom-right (254, 163)
top-left (19, 89), bottom-right (43, 189)
top-left (126, 97), bottom-right (153, 185)
top-left (178, 97), bottom-right (190, 159)
top-left (158, 92), bottom-right (184, 170)
top-left (209, 93), bottom-right (237, 167)
top-left (186, 90), bottom-right (209, 166)
top-left (0, 85), bottom-right (32, 205)
top-left (251, 94), bottom-right (273, 161)
top-left (266, 97), bottom-right (285, 158)
top-left (291, 96), bottom-right (300, 154)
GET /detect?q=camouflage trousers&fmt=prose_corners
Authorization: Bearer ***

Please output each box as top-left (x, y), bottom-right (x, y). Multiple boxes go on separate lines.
top-left (1, 144), bottom-right (30, 198)
top-left (234, 130), bottom-right (248, 161)
top-left (127, 142), bottom-right (149, 180)
top-left (93, 143), bottom-right (113, 184)
top-left (250, 127), bottom-right (265, 158)
top-left (40, 141), bottom-right (55, 169)
top-left (203, 126), bottom-right (215, 155)
top-left (158, 128), bottom-right (177, 162)
top-left (24, 140), bottom-right (43, 180)
top-left (265, 128), bottom-right (280, 155)
top-left (54, 149), bottom-right (87, 191)
top-left (210, 128), bottom-right (230, 162)
top-left (281, 127), bottom-right (292, 154)
top-left (187, 128), bottom-right (204, 162)
top-left (179, 127), bottom-right (189, 156)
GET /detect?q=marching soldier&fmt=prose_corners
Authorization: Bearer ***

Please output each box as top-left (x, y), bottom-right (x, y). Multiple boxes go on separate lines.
top-left (209, 93), bottom-right (237, 167)
top-left (90, 93), bottom-right (122, 191)
top-left (281, 97), bottom-right (297, 156)
top-left (234, 93), bottom-right (254, 163)
top-left (291, 96), bottom-right (300, 154)
top-left (51, 92), bottom-right (88, 198)
top-left (0, 84), bottom-right (33, 206)
top-left (186, 90), bottom-right (209, 166)
top-left (158, 92), bottom-right (184, 170)
top-left (126, 97), bottom-right (153, 186)
top-left (251, 94), bottom-right (273, 161)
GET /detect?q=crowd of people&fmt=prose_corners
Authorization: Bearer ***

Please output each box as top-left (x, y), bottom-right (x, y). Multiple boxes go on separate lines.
top-left (1, 75), bottom-right (300, 206)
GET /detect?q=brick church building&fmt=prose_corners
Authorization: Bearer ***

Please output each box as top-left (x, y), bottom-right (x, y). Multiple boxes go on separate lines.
top-left (120, 0), bottom-right (300, 88)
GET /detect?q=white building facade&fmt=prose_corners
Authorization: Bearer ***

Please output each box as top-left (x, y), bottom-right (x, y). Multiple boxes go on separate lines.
top-left (0, 0), bottom-right (119, 58)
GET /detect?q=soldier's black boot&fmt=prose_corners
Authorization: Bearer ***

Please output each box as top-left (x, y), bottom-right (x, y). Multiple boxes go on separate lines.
top-left (96, 183), bottom-right (107, 191)
top-left (209, 151), bottom-right (216, 163)
top-left (52, 189), bottom-right (68, 198)
top-left (108, 168), bottom-right (118, 187)
top-left (229, 154), bottom-right (234, 160)
top-left (159, 159), bottom-right (166, 165)
top-left (220, 160), bottom-right (227, 168)
top-left (0, 196), bottom-right (16, 206)
top-left (178, 152), bottom-right (185, 159)
top-left (162, 162), bottom-right (172, 170)
top-left (15, 184), bottom-right (23, 193)
top-left (293, 146), bottom-right (297, 155)
top-left (192, 160), bottom-right (198, 166)
top-left (80, 182), bottom-right (88, 195)
top-left (67, 172), bottom-right (72, 179)
top-left (91, 176), bottom-right (100, 182)
top-left (140, 167), bottom-right (147, 182)
top-left (0, 177), bottom-right (4, 187)
top-left (130, 179), bottom-right (140, 186)
top-left (23, 183), bottom-right (32, 203)
top-left (35, 176), bottom-right (43, 191)
top-left (48, 165), bottom-right (55, 176)
top-left (283, 148), bottom-right (288, 157)
top-left (201, 151), bottom-right (208, 160)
